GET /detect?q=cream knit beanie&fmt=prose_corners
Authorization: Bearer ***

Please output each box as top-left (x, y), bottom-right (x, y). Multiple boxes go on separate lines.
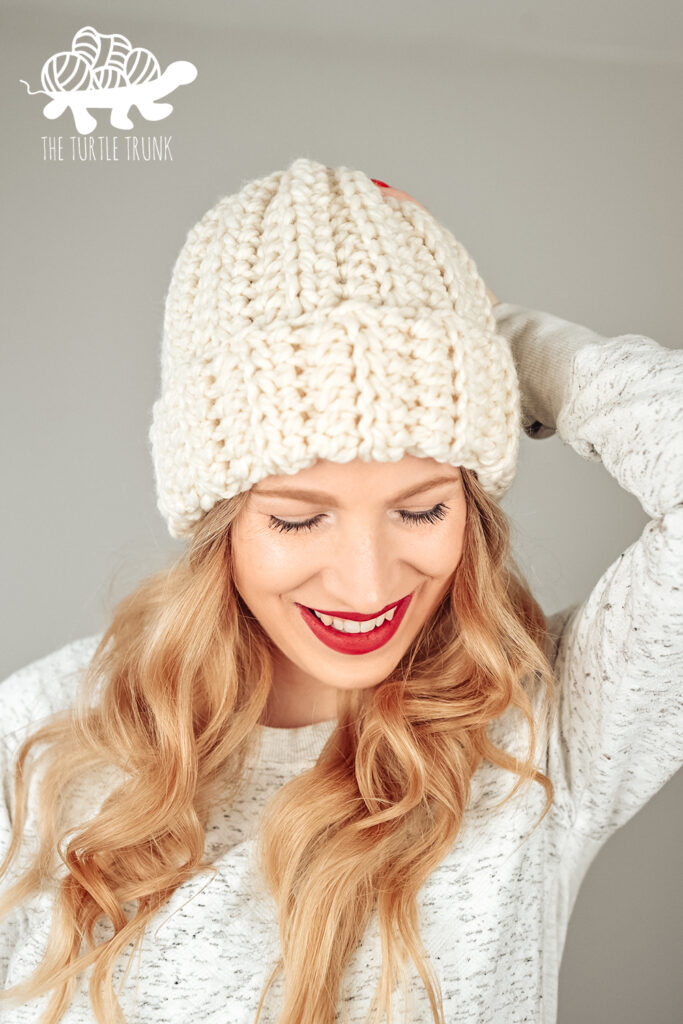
top-left (149, 156), bottom-right (521, 540)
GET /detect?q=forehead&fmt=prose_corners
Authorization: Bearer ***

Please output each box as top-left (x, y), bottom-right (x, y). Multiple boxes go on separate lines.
top-left (250, 456), bottom-right (462, 505)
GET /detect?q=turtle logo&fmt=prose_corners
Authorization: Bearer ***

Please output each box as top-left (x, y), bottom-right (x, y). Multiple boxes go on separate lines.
top-left (20, 25), bottom-right (197, 135)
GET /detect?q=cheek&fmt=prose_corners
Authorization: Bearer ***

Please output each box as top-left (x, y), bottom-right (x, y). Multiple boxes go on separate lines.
top-left (415, 507), bottom-right (467, 573)
top-left (231, 521), bottom-right (264, 600)
top-left (419, 531), bottom-right (465, 578)
top-left (232, 521), bottom-right (307, 599)
top-left (448, 513), bottom-right (467, 562)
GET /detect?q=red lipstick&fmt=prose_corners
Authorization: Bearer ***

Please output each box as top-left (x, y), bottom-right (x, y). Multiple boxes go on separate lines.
top-left (296, 592), bottom-right (413, 655)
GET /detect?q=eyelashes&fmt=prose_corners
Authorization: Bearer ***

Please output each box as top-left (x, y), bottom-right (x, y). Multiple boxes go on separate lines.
top-left (267, 502), bottom-right (450, 534)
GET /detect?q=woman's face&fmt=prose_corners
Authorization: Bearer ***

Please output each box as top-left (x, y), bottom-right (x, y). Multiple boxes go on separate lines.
top-left (231, 455), bottom-right (468, 727)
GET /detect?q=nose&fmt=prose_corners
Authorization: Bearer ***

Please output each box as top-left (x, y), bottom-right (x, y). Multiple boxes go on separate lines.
top-left (322, 522), bottom-right (403, 614)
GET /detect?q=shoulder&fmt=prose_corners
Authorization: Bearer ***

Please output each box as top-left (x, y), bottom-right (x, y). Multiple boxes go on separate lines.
top-left (542, 603), bottom-right (580, 669)
top-left (0, 632), bottom-right (105, 754)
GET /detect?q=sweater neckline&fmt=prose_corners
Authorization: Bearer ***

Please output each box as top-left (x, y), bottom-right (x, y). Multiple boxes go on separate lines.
top-left (255, 717), bottom-right (338, 763)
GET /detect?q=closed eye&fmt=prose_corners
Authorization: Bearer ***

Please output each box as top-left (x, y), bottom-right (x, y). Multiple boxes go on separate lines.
top-left (267, 502), bottom-right (450, 534)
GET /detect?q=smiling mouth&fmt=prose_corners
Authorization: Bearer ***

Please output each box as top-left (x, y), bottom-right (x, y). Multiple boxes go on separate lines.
top-left (296, 591), bottom-right (414, 651)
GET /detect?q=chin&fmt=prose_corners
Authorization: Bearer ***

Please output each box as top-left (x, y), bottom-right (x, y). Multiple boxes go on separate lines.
top-left (311, 652), bottom-right (401, 688)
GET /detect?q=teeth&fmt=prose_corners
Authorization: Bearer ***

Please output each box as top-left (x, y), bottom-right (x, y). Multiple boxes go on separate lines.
top-left (312, 605), bottom-right (397, 634)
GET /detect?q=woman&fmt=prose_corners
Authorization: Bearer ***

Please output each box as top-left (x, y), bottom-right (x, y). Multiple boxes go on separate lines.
top-left (1, 157), bottom-right (681, 1024)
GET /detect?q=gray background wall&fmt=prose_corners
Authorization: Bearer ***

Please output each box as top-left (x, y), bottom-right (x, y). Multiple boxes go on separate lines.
top-left (1, 1), bottom-right (681, 1020)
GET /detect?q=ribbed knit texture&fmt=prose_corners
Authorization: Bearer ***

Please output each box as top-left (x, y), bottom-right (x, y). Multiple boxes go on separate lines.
top-left (2, 303), bottom-right (682, 1023)
top-left (148, 157), bottom-right (521, 539)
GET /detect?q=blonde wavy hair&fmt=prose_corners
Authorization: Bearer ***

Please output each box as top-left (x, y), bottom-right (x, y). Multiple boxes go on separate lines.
top-left (0, 466), bottom-right (556, 1024)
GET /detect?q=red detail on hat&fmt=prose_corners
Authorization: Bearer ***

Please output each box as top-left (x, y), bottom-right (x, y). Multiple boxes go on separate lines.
top-left (370, 179), bottom-right (390, 188)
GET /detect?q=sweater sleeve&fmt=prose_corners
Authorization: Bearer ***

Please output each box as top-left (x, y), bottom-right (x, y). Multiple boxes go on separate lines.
top-left (0, 723), bottom-right (32, 989)
top-left (0, 634), bottom-right (104, 986)
top-left (0, 734), bottom-right (19, 987)
top-left (494, 302), bottom-right (683, 843)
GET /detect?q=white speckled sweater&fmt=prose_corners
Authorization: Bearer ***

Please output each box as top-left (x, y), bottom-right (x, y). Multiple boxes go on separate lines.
top-left (1, 303), bottom-right (682, 1023)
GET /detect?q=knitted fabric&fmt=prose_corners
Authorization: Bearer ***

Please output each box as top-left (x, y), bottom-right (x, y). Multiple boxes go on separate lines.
top-left (148, 156), bottom-right (521, 539)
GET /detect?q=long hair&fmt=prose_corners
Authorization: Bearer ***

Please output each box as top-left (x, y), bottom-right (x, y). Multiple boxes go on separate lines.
top-left (0, 467), bottom-right (556, 1024)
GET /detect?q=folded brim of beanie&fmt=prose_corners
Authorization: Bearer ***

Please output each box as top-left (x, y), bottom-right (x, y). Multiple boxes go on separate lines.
top-left (149, 298), bottom-right (521, 540)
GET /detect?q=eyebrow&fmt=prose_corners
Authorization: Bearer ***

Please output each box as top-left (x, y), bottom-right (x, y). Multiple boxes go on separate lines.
top-left (251, 473), bottom-right (461, 507)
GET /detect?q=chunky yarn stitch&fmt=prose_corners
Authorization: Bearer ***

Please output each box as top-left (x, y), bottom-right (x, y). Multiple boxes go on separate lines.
top-left (149, 156), bottom-right (521, 539)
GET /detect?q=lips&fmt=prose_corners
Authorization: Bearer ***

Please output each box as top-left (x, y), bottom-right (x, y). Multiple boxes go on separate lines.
top-left (296, 592), bottom-right (414, 655)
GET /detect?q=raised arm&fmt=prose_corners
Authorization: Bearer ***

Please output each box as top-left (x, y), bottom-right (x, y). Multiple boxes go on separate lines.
top-left (495, 301), bottom-right (683, 843)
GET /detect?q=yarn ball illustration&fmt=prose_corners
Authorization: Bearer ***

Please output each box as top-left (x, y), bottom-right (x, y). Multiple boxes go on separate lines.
top-left (41, 52), bottom-right (93, 93)
top-left (123, 48), bottom-right (161, 84)
top-left (71, 27), bottom-right (132, 72)
top-left (92, 66), bottom-right (127, 90)
top-left (38, 28), bottom-right (161, 92)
